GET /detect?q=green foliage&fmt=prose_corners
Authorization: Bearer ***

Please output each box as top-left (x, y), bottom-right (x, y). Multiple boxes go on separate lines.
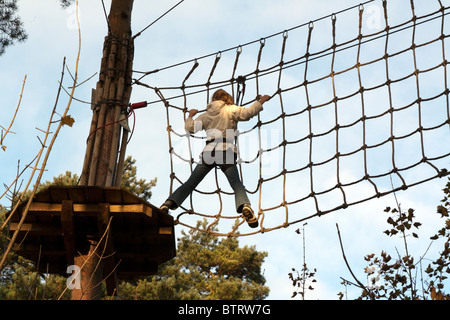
top-left (0, 0), bottom-right (27, 56)
top-left (0, 0), bottom-right (77, 56)
top-left (0, 205), bottom-right (7, 250)
top-left (0, 255), bottom-right (69, 300)
top-left (59, 0), bottom-right (75, 8)
top-left (120, 156), bottom-right (156, 201)
top-left (118, 220), bottom-right (269, 300)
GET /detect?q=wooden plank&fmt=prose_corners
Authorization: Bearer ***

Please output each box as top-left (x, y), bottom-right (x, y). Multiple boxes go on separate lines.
top-left (120, 188), bottom-right (141, 204)
top-left (33, 188), bottom-right (51, 202)
top-left (67, 187), bottom-right (88, 203)
top-left (141, 205), bottom-right (153, 218)
top-left (49, 187), bottom-right (69, 202)
top-left (105, 105), bottom-right (122, 187)
top-left (85, 186), bottom-right (105, 203)
top-left (73, 203), bottom-right (98, 213)
top-left (28, 202), bottom-right (153, 216)
top-left (159, 226), bottom-right (173, 235)
top-left (114, 132), bottom-right (128, 188)
top-left (109, 204), bottom-right (152, 215)
top-left (28, 203), bottom-right (65, 213)
top-left (79, 89), bottom-right (98, 186)
top-left (104, 187), bottom-right (123, 204)
top-left (9, 222), bottom-right (61, 236)
top-left (61, 200), bottom-right (75, 266)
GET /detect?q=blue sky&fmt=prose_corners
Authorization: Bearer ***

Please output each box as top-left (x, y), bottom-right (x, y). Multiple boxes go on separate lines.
top-left (1, 0), bottom-right (450, 300)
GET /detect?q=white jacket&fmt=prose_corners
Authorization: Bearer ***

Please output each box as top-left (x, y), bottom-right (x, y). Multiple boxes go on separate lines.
top-left (185, 100), bottom-right (263, 152)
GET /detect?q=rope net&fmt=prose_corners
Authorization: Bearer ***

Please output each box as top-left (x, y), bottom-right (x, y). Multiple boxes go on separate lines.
top-left (134, 0), bottom-right (450, 237)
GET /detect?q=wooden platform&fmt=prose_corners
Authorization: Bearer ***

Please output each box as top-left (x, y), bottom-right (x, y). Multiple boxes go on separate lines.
top-left (8, 186), bottom-right (176, 282)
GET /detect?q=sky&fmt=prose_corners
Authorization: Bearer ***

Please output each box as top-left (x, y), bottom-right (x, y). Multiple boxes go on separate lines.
top-left (1, 0), bottom-right (450, 300)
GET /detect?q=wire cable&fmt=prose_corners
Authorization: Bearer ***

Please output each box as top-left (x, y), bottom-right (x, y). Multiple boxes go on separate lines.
top-left (133, 0), bottom-right (185, 39)
top-left (133, 0), bottom-right (376, 80)
top-left (100, 0), bottom-right (112, 34)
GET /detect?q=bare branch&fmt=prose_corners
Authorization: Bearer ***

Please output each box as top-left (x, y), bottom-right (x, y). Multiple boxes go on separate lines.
top-left (0, 0), bottom-right (82, 271)
top-left (1, 74), bottom-right (26, 151)
top-left (336, 223), bottom-right (367, 290)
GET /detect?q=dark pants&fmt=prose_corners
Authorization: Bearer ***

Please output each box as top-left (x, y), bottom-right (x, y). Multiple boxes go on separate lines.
top-left (167, 151), bottom-right (250, 213)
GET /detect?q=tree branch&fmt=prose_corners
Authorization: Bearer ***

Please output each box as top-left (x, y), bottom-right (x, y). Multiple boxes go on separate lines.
top-left (336, 223), bottom-right (367, 290)
top-left (1, 74), bottom-right (26, 151)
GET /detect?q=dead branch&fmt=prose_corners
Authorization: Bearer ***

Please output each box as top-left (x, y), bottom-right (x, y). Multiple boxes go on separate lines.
top-left (1, 74), bottom-right (26, 151)
top-left (336, 223), bottom-right (367, 290)
top-left (0, 0), bottom-right (82, 271)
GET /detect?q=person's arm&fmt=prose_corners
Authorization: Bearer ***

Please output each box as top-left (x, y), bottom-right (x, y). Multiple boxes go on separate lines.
top-left (233, 95), bottom-right (270, 121)
top-left (185, 109), bottom-right (201, 133)
top-left (259, 95), bottom-right (270, 104)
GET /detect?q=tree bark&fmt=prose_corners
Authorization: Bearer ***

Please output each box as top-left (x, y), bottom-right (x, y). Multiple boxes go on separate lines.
top-left (80, 0), bottom-right (134, 187)
top-left (75, 0), bottom-right (135, 300)
top-left (70, 241), bottom-right (104, 300)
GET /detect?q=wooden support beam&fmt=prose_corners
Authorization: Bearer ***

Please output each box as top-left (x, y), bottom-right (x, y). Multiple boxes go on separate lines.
top-left (27, 202), bottom-right (153, 217)
top-left (61, 200), bottom-right (75, 267)
top-left (80, 89), bottom-right (98, 185)
top-left (9, 223), bottom-right (61, 236)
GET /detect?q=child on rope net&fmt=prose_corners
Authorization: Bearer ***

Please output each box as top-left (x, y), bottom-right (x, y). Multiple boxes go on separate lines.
top-left (160, 89), bottom-right (270, 228)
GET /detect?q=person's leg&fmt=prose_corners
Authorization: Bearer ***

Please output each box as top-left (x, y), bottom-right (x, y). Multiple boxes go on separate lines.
top-left (221, 164), bottom-right (258, 228)
top-left (161, 163), bottom-right (213, 211)
top-left (221, 164), bottom-right (250, 212)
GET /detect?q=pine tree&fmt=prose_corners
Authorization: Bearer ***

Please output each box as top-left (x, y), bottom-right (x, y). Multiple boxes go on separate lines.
top-left (0, 0), bottom-right (27, 56)
top-left (118, 220), bottom-right (269, 300)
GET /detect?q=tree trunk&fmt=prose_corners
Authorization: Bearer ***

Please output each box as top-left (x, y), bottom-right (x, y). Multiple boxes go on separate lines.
top-left (74, 0), bottom-right (135, 300)
top-left (70, 241), bottom-right (104, 300)
top-left (80, 0), bottom-right (134, 187)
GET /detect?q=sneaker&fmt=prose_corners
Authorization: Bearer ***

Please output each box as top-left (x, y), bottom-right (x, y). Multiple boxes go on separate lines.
top-left (159, 204), bottom-right (169, 214)
top-left (242, 205), bottom-right (258, 228)
top-left (159, 200), bottom-right (175, 214)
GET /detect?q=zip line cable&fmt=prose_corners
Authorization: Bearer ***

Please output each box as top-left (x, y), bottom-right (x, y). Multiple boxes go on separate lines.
top-left (99, 0), bottom-right (185, 39)
top-left (133, 0), bottom-right (186, 39)
top-left (133, 0), bottom-right (376, 80)
top-left (100, 0), bottom-right (111, 34)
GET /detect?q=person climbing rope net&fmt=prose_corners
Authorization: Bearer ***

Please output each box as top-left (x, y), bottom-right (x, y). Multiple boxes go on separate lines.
top-left (160, 89), bottom-right (271, 228)
top-left (137, 0), bottom-right (450, 237)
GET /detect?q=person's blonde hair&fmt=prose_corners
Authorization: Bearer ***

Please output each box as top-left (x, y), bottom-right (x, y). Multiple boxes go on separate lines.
top-left (212, 89), bottom-right (234, 105)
